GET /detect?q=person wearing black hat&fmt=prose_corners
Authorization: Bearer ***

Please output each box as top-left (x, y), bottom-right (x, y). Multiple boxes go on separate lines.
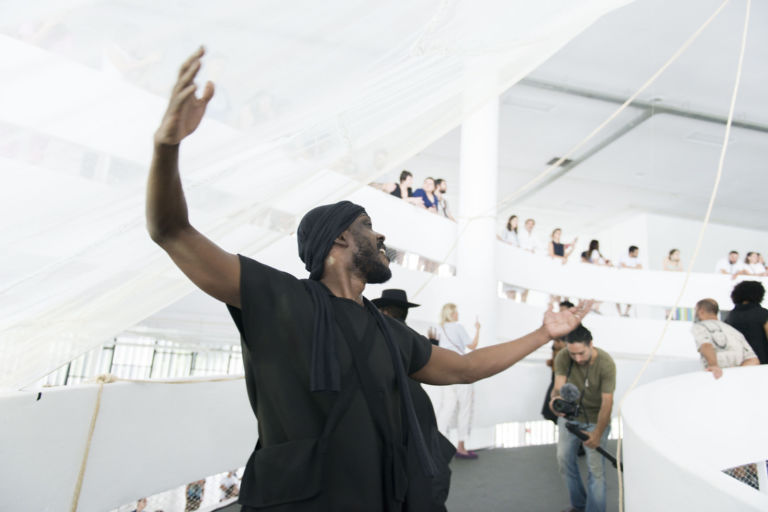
top-left (372, 288), bottom-right (419, 314)
top-left (373, 289), bottom-right (453, 510)
top-left (146, 48), bottom-right (593, 512)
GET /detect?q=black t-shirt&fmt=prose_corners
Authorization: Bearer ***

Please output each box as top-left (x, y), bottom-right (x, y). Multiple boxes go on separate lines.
top-left (390, 183), bottom-right (413, 198)
top-left (726, 303), bottom-right (768, 364)
top-left (228, 255), bottom-right (432, 511)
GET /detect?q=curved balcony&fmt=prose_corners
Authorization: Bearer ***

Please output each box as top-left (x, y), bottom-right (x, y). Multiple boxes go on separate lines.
top-left (622, 365), bottom-right (768, 511)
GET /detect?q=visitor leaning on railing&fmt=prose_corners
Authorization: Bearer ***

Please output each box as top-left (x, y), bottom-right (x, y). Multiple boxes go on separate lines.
top-left (690, 298), bottom-right (759, 379)
top-left (370, 169), bottom-right (424, 208)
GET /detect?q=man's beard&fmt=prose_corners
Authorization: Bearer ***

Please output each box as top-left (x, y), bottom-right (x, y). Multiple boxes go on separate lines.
top-left (352, 235), bottom-right (392, 284)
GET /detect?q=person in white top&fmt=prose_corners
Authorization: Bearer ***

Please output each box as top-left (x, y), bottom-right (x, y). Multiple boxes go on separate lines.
top-left (518, 218), bottom-right (542, 254)
top-left (499, 214), bottom-right (520, 247)
top-left (436, 303), bottom-right (480, 459)
top-left (663, 248), bottom-right (683, 271)
top-left (498, 215), bottom-right (528, 301)
top-left (715, 251), bottom-right (744, 277)
top-left (691, 298), bottom-right (759, 379)
top-left (615, 245), bottom-right (642, 317)
top-left (587, 239), bottom-right (611, 266)
top-left (743, 251), bottom-right (767, 276)
top-left (618, 245), bottom-right (642, 270)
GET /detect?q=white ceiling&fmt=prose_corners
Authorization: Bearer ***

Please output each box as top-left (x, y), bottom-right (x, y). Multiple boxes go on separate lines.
top-left (150, 0), bottom-right (768, 348)
top-left (399, 0), bottom-right (768, 233)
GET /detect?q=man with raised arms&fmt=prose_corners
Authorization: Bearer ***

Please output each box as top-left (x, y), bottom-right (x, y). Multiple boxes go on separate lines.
top-left (146, 47), bottom-right (592, 511)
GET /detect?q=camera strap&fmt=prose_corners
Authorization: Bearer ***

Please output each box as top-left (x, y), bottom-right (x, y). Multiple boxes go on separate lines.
top-left (565, 356), bottom-right (591, 425)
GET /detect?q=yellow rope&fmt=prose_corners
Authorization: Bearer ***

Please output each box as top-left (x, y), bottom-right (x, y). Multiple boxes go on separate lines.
top-left (615, 1), bottom-right (751, 509)
top-left (69, 375), bottom-right (111, 512)
top-left (67, 373), bottom-right (243, 511)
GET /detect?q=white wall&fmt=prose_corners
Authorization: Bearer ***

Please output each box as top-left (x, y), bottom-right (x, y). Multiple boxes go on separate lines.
top-left (645, 213), bottom-right (768, 272)
top-left (0, 379), bottom-right (256, 512)
top-left (622, 366), bottom-right (768, 511)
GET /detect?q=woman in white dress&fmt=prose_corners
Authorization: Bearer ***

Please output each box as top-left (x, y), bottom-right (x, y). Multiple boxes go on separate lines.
top-left (436, 303), bottom-right (481, 459)
top-left (744, 251), bottom-right (767, 276)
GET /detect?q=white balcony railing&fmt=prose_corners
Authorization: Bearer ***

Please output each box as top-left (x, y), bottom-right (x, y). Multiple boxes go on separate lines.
top-left (622, 365), bottom-right (768, 511)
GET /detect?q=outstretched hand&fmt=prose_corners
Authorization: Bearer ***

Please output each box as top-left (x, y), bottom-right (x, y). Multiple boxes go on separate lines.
top-left (541, 300), bottom-right (593, 340)
top-left (155, 46), bottom-right (215, 146)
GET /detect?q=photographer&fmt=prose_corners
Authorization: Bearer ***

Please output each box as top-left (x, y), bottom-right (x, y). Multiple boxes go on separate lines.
top-left (549, 325), bottom-right (616, 512)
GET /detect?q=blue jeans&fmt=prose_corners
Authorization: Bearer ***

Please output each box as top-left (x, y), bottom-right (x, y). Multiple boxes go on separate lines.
top-left (556, 417), bottom-right (610, 512)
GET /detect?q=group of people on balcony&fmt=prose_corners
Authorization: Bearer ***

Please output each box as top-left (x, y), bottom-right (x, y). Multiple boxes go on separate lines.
top-left (499, 214), bottom-right (643, 271)
top-left (371, 169), bottom-right (456, 221)
top-left (500, 214), bottom-right (768, 280)
top-left (715, 250), bottom-right (767, 277)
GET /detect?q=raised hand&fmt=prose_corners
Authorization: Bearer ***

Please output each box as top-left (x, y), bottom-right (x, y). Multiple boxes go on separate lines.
top-left (475, 316), bottom-right (481, 331)
top-left (542, 300), bottom-right (593, 340)
top-left (155, 46), bottom-right (215, 146)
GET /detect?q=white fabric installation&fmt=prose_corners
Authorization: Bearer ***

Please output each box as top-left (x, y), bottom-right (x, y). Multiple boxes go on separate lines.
top-left (0, 1), bottom-right (631, 390)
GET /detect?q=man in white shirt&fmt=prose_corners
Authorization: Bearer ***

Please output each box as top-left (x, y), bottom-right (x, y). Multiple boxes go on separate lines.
top-left (518, 218), bottom-right (542, 253)
top-left (616, 246), bottom-right (642, 317)
top-left (691, 298), bottom-right (759, 379)
top-left (715, 251), bottom-right (744, 276)
top-left (618, 245), bottom-right (642, 269)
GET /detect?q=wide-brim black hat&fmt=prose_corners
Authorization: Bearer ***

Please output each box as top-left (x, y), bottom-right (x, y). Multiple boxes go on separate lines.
top-left (371, 289), bottom-right (420, 308)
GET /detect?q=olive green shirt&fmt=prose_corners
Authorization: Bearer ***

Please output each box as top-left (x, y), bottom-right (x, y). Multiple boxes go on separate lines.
top-left (554, 346), bottom-right (616, 424)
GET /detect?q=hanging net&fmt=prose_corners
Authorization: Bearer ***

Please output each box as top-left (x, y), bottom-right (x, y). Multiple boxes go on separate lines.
top-left (0, 0), bottom-right (631, 390)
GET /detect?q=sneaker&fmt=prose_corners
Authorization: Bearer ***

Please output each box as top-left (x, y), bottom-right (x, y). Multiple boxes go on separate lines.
top-left (454, 451), bottom-right (479, 460)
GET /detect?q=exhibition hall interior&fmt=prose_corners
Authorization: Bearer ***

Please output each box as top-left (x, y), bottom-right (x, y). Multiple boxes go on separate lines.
top-left (1, 0), bottom-right (767, 511)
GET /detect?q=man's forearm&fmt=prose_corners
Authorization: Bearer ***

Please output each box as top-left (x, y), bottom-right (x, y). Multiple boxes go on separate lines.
top-left (462, 326), bottom-right (550, 382)
top-left (699, 343), bottom-right (719, 369)
top-left (146, 143), bottom-right (190, 243)
top-left (593, 401), bottom-right (612, 438)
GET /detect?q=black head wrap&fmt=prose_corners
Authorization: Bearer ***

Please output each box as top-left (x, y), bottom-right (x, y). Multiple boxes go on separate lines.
top-left (297, 201), bottom-right (365, 392)
top-left (297, 201), bottom-right (366, 281)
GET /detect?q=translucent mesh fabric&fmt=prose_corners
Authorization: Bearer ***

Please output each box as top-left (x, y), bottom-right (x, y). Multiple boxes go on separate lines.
top-left (0, 0), bottom-right (630, 389)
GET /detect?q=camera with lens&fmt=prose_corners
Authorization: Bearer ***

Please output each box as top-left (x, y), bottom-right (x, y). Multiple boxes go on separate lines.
top-left (551, 396), bottom-right (580, 419)
top-left (551, 382), bottom-right (581, 420)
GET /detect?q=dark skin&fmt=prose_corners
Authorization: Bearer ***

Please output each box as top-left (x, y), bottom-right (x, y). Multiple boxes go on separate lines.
top-left (146, 47), bottom-right (594, 386)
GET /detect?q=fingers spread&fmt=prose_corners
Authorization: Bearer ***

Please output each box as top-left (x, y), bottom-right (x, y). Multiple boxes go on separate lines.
top-left (178, 46), bottom-right (205, 79)
top-left (174, 60), bottom-right (202, 95)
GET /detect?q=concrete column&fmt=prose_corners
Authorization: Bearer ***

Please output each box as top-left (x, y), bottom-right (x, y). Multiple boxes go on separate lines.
top-left (456, 97), bottom-right (499, 347)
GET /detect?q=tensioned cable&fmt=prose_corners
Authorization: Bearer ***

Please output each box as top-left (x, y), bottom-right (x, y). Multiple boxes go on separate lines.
top-left (411, 0), bottom-right (733, 301)
top-left (68, 373), bottom-right (244, 512)
top-left (616, 1), bottom-right (751, 510)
